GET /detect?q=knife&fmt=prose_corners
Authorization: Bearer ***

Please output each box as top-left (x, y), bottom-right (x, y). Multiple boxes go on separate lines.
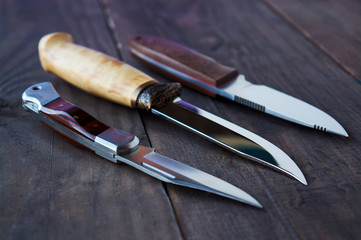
top-left (38, 32), bottom-right (307, 185)
top-left (128, 36), bottom-right (348, 137)
top-left (22, 82), bottom-right (262, 207)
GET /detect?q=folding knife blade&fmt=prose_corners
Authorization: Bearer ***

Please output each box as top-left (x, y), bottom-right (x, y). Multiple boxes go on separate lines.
top-left (128, 35), bottom-right (348, 137)
top-left (22, 82), bottom-right (262, 207)
top-left (122, 146), bottom-right (262, 207)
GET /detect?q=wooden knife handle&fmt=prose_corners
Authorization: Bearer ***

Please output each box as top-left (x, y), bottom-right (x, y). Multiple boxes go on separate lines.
top-left (38, 33), bottom-right (181, 111)
top-left (22, 82), bottom-right (139, 160)
top-left (128, 35), bottom-right (239, 95)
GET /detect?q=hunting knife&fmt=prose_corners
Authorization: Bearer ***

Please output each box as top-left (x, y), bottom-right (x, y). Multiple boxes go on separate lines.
top-left (22, 82), bottom-right (262, 207)
top-left (38, 32), bottom-right (307, 185)
top-left (128, 36), bottom-right (348, 137)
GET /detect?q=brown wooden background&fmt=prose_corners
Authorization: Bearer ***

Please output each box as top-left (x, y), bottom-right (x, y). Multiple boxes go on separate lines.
top-left (1, 0), bottom-right (360, 239)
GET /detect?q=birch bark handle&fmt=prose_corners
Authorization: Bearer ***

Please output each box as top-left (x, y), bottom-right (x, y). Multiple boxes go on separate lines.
top-left (38, 32), bottom-right (181, 111)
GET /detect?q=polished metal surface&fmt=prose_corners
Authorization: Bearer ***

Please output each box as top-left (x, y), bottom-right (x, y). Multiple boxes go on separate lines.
top-left (22, 82), bottom-right (60, 113)
top-left (152, 98), bottom-right (307, 185)
top-left (221, 75), bottom-right (348, 137)
top-left (95, 128), bottom-right (140, 155)
top-left (118, 146), bottom-right (262, 208)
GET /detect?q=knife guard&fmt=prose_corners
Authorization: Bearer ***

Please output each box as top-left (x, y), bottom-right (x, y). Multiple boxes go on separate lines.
top-left (128, 35), bottom-right (239, 96)
top-left (38, 33), bottom-right (181, 111)
top-left (22, 82), bottom-right (139, 162)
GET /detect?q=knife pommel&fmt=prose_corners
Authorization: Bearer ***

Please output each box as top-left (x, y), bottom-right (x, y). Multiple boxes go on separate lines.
top-left (38, 33), bottom-right (181, 110)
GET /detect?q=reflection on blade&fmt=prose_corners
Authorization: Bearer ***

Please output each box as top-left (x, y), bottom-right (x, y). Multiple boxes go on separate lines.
top-left (221, 75), bottom-right (348, 137)
top-left (152, 99), bottom-right (307, 185)
top-left (117, 146), bottom-right (262, 208)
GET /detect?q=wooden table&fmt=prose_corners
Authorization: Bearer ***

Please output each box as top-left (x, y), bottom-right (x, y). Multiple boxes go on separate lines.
top-left (1, 0), bottom-right (360, 239)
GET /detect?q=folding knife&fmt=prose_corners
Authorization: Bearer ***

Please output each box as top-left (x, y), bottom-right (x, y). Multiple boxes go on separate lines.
top-left (37, 32), bottom-right (307, 185)
top-left (22, 82), bottom-right (262, 207)
top-left (128, 36), bottom-right (348, 137)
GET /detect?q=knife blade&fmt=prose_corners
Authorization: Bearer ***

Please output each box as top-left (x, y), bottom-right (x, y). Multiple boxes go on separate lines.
top-left (22, 82), bottom-right (262, 207)
top-left (128, 35), bottom-right (348, 137)
top-left (38, 32), bottom-right (307, 185)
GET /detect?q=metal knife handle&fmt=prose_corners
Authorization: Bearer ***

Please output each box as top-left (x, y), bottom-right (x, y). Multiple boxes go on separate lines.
top-left (22, 82), bottom-right (139, 162)
top-left (38, 32), bottom-right (181, 111)
top-left (128, 35), bottom-right (239, 96)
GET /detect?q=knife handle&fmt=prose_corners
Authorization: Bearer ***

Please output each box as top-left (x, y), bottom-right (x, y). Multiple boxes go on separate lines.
top-left (22, 82), bottom-right (139, 162)
top-left (38, 33), bottom-right (181, 111)
top-left (128, 36), bottom-right (239, 96)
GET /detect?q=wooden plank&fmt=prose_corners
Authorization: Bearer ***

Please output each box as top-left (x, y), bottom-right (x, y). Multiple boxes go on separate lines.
top-left (104, 0), bottom-right (361, 239)
top-left (265, 0), bottom-right (361, 81)
top-left (0, 0), bottom-right (182, 239)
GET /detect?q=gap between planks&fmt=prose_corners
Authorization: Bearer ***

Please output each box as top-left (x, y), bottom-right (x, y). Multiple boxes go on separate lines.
top-left (262, 0), bottom-right (359, 83)
top-left (97, 0), bottom-right (123, 60)
top-left (96, 1), bottom-right (186, 239)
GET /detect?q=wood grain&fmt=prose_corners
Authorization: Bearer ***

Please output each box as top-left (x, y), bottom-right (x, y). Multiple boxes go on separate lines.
top-left (39, 32), bottom-right (182, 112)
top-left (104, 0), bottom-right (361, 239)
top-left (39, 32), bottom-right (157, 109)
top-left (0, 0), bottom-right (182, 239)
top-left (1, 0), bottom-right (361, 239)
top-left (129, 35), bottom-right (239, 87)
top-left (43, 97), bottom-right (110, 141)
top-left (264, 0), bottom-right (361, 81)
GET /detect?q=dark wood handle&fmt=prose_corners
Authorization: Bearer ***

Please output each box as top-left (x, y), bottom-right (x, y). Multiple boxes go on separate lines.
top-left (22, 82), bottom-right (139, 157)
top-left (42, 98), bottom-right (140, 156)
top-left (129, 36), bottom-right (239, 94)
top-left (42, 97), bottom-right (110, 141)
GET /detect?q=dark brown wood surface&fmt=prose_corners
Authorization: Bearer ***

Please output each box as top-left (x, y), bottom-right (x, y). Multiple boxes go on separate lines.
top-left (1, 0), bottom-right (360, 239)
top-left (265, 0), bottom-right (361, 81)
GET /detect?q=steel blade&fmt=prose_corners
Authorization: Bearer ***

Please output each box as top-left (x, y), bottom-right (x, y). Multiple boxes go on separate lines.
top-left (151, 98), bottom-right (307, 185)
top-left (221, 75), bottom-right (348, 137)
top-left (130, 48), bottom-right (346, 136)
top-left (117, 146), bottom-right (262, 207)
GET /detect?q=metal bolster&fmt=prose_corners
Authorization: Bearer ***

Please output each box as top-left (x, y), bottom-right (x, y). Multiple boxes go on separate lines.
top-left (37, 114), bottom-right (118, 162)
top-left (95, 128), bottom-right (140, 157)
top-left (39, 115), bottom-right (139, 163)
top-left (22, 82), bottom-right (60, 113)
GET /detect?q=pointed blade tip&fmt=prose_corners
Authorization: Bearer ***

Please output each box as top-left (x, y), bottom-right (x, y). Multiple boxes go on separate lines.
top-left (252, 201), bottom-right (263, 209)
top-left (276, 163), bottom-right (307, 185)
top-left (233, 192), bottom-right (263, 208)
top-left (300, 178), bottom-right (308, 186)
top-left (290, 170), bottom-right (308, 185)
top-left (325, 128), bottom-right (348, 137)
top-left (325, 121), bottom-right (348, 137)
top-left (336, 129), bottom-right (349, 137)
top-left (234, 196), bottom-right (262, 208)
